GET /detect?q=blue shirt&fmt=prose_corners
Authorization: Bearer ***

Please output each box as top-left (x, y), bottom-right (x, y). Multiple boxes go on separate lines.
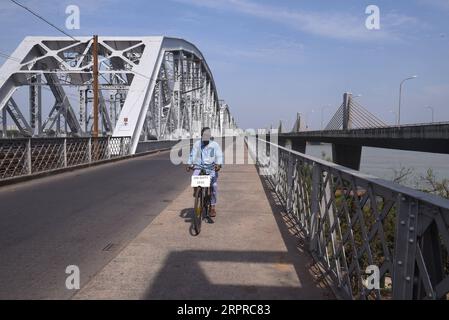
top-left (188, 140), bottom-right (223, 167)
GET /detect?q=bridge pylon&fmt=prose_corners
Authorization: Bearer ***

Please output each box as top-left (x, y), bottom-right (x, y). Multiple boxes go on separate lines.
top-left (325, 92), bottom-right (387, 130)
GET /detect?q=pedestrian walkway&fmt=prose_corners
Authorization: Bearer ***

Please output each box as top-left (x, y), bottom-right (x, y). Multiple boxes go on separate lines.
top-left (74, 150), bottom-right (332, 299)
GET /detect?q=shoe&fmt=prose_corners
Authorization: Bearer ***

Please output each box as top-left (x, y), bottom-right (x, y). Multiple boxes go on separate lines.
top-left (210, 206), bottom-right (216, 217)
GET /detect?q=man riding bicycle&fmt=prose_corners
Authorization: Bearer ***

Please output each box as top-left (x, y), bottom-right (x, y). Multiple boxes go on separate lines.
top-left (187, 127), bottom-right (223, 217)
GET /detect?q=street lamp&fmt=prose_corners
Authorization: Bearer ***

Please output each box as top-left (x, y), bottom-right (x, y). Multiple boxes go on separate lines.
top-left (425, 106), bottom-right (434, 123)
top-left (398, 75), bottom-right (418, 125)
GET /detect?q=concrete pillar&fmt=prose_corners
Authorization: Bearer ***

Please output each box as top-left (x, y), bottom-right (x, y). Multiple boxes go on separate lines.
top-left (292, 112), bottom-right (302, 133)
top-left (282, 138), bottom-right (306, 153)
top-left (342, 92), bottom-right (352, 130)
top-left (332, 143), bottom-right (362, 170)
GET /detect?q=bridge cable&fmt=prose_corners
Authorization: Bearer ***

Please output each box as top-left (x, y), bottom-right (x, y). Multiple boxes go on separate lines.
top-left (350, 107), bottom-right (379, 128)
top-left (324, 105), bottom-right (343, 130)
top-left (352, 101), bottom-right (387, 127)
top-left (350, 100), bottom-right (387, 127)
top-left (324, 103), bottom-right (344, 130)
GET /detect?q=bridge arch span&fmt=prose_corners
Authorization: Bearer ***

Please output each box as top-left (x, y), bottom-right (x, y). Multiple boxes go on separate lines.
top-left (0, 36), bottom-right (235, 153)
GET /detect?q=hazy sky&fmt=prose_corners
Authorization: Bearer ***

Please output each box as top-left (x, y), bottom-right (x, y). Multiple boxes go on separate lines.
top-left (0, 0), bottom-right (448, 130)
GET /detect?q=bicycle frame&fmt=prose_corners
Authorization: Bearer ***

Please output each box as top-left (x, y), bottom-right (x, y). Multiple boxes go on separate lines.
top-left (191, 164), bottom-right (214, 235)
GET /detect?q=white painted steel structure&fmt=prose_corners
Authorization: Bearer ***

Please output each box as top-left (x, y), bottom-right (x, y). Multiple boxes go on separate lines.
top-left (0, 36), bottom-right (236, 153)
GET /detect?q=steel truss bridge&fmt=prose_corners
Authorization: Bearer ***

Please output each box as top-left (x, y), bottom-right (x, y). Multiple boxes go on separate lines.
top-left (0, 36), bottom-right (237, 153)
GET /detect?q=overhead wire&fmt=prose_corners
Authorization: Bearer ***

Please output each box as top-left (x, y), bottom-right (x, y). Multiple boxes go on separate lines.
top-left (9, 0), bottom-right (78, 41)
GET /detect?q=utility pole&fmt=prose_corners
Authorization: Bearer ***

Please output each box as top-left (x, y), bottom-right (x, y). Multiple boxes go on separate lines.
top-left (92, 35), bottom-right (99, 137)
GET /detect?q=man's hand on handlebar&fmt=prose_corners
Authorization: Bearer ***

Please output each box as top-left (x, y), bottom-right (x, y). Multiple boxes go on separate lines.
top-left (187, 164), bottom-right (221, 172)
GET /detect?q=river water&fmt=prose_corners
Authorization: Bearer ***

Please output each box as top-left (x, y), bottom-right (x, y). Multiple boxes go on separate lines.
top-left (306, 144), bottom-right (449, 189)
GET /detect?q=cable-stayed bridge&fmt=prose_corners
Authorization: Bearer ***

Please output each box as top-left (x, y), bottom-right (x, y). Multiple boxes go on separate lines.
top-left (278, 92), bottom-right (449, 170)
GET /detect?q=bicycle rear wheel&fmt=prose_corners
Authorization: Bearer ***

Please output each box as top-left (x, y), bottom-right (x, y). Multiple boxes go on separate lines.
top-left (204, 187), bottom-right (211, 219)
top-left (193, 187), bottom-right (203, 235)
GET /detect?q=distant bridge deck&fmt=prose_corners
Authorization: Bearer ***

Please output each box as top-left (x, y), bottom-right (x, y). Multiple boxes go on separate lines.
top-left (74, 146), bottom-right (331, 299)
top-left (279, 122), bottom-right (449, 154)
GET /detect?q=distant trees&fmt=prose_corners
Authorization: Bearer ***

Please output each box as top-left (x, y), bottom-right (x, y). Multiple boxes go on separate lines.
top-left (419, 169), bottom-right (449, 199)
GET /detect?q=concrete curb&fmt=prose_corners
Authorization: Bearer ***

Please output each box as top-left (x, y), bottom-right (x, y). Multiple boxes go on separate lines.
top-left (0, 147), bottom-right (172, 188)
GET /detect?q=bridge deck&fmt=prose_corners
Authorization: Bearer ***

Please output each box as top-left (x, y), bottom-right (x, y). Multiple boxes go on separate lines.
top-left (75, 153), bottom-right (331, 299)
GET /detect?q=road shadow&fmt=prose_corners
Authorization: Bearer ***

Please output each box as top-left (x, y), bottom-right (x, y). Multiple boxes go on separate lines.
top-left (179, 207), bottom-right (197, 237)
top-left (180, 207), bottom-right (215, 237)
top-left (255, 168), bottom-right (334, 299)
top-left (142, 249), bottom-right (328, 300)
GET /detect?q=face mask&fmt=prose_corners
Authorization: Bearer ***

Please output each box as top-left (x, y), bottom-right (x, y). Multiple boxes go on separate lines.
top-left (202, 130), bottom-right (211, 145)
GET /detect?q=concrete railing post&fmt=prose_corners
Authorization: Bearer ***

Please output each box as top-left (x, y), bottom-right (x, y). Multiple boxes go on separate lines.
top-left (27, 138), bottom-right (32, 174)
top-left (63, 138), bottom-right (67, 168)
top-left (107, 136), bottom-right (111, 159)
top-left (88, 137), bottom-right (92, 163)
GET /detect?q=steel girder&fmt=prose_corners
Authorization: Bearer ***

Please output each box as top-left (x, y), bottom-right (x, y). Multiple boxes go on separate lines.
top-left (0, 36), bottom-right (236, 153)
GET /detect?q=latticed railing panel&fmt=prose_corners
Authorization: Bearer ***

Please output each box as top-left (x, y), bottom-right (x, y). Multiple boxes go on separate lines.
top-left (247, 137), bottom-right (449, 300)
top-left (109, 137), bottom-right (131, 158)
top-left (91, 138), bottom-right (109, 162)
top-left (0, 137), bottom-right (132, 181)
top-left (66, 138), bottom-right (89, 166)
top-left (31, 139), bottom-right (65, 173)
top-left (0, 139), bottom-right (28, 179)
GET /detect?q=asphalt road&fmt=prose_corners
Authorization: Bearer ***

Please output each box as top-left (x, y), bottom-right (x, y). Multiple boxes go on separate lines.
top-left (0, 151), bottom-right (189, 299)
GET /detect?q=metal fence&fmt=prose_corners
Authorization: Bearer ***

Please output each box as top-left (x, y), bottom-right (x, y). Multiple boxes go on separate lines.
top-left (0, 137), bottom-right (131, 181)
top-left (136, 140), bottom-right (182, 154)
top-left (247, 137), bottom-right (449, 300)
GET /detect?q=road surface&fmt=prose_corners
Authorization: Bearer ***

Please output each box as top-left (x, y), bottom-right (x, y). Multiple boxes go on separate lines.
top-left (0, 150), bottom-right (188, 299)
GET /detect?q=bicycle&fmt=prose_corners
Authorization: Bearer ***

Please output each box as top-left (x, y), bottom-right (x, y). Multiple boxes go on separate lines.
top-left (188, 163), bottom-right (215, 235)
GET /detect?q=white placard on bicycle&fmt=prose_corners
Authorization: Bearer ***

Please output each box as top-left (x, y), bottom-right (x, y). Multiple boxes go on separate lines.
top-left (191, 175), bottom-right (211, 188)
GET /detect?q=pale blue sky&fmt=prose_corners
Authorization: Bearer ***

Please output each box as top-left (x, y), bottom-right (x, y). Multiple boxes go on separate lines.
top-left (1, 0), bottom-right (448, 129)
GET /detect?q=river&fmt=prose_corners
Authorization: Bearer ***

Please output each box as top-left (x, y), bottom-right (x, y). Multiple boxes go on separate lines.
top-left (306, 144), bottom-right (449, 189)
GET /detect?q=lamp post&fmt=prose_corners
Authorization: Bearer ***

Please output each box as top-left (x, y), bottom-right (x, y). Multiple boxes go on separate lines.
top-left (398, 75), bottom-right (418, 125)
top-left (425, 106), bottom-right (434, 123)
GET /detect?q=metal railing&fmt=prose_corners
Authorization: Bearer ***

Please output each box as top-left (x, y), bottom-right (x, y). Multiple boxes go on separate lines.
top-left (136, 140), bottom-right (182, 154)
top-left (247, 137), bottom-right (449, 300)
top-left (0, 136), bottom-right (131, 181)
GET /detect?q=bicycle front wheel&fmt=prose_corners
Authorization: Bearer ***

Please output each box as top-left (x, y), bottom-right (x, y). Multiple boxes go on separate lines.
top-left (193, 187), bottom-right (203, 235)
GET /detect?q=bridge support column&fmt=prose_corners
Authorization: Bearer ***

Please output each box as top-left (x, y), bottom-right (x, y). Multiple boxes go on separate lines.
top-left (332, 143), bottom-right (362, 170)
top-left (283, 138), bottom-right (306, 153)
